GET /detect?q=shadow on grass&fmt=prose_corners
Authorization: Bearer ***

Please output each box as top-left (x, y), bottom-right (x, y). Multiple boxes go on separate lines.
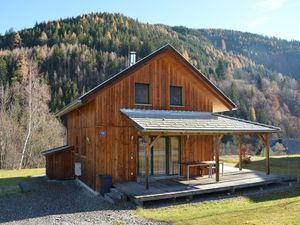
top-left (0, 176), bottom-right (32, 195)
top-left (0, 176), bottom-right (132, 223)
top-left (232, 156), bottom-right (300, 203)
top-left (233, 156), bottom-right (300, 178)
top-left (247, 186), bottom-right (300, 203)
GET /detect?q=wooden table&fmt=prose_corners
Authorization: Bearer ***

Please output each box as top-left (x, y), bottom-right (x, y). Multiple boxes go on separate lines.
top-left (181, 161), bottom-right (224, 180)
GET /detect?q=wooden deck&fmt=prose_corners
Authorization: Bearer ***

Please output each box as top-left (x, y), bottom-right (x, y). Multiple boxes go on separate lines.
top-left (115, 167), bottom-right (296, 205)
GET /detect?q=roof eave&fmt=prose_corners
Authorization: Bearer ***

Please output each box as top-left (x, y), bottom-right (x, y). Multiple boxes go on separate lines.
top-left (215, 113), bottom-right (281, 131)
top-left (140, 129), bottom-right (281, 134)
top-left (41, 145), bottom-right (73, 157)
top-left (55, 99), bottom-right (83, 117)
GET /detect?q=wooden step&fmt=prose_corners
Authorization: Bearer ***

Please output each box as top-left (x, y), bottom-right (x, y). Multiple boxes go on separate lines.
top-left (110, 188), bottom-right (125, 200)
top-left (104, 192), bottom-right (117, 205)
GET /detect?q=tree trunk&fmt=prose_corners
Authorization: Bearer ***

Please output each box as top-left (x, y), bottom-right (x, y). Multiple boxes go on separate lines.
top-left (19, 63), bottom-right (33, 170)
top-left (0, 85), bottom-right (4, 169)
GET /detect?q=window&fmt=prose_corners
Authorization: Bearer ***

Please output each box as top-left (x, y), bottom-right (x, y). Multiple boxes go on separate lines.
top-left (170, 86), bottom-right (183, 106)
top-left (135, 83), bottom-right (150, 104)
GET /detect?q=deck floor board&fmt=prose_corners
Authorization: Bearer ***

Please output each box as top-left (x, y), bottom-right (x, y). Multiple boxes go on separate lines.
top-left (115, 167), bottom-right (296, 204)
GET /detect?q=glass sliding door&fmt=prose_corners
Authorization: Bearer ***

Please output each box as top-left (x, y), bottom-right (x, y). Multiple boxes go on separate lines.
top-left (152, 137), bottom-right (167, 175)
top-left (138, 136), bottom-right (181, 177)
top-left (169, 137), bottom-right (180, 175)
top-left (138, 138), bottom-right (148, 175)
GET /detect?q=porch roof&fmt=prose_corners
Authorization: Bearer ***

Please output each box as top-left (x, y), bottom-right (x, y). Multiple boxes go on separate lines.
top-left (120, 109), bottom-right (281, 134)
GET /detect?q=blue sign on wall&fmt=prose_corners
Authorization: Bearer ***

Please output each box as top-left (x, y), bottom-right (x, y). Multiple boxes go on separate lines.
top-left (99, 131), bottom-right (106, 137)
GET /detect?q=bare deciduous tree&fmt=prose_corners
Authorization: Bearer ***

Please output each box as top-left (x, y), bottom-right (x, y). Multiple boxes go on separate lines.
top-left (0, 54), bottom-right (64, 170)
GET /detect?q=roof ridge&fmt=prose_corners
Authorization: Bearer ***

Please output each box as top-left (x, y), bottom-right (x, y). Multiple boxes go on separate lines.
top-left (55, 44), bottom-right (236, 116)
top-left (79, 44), bottom-right (172, 101)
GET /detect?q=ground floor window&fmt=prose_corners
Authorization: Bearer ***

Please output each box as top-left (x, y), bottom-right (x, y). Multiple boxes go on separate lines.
top-left (138, 136), bottom-right (180, 176)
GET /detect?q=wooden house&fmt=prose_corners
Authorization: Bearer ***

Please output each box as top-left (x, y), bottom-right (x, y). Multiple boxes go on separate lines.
top-left (42, 44), bottom-right (280, 193)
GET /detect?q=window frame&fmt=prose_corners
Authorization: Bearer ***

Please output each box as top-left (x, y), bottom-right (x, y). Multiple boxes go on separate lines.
top-left (170, 86), bottom-right (183, 106)
top-left (135, 83), bottom-right (151, 105)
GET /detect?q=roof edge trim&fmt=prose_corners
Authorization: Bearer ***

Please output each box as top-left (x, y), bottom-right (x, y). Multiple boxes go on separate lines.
top-left (215, 113), bottom-right (281, 131)
top-left (41, 145), bottom-right (74, 157)
top-left (55, 99), bottom-right (82, 117)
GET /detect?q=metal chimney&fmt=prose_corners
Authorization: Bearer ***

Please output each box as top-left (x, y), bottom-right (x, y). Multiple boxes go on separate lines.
top-left (129, 51), bottom-right (136, 66)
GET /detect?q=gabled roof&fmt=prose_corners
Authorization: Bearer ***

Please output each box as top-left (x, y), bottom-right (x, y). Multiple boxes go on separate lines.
top-left (55, 44), bottom-right (236, 117)
top-left (120, 109), bottom-right (281, 134)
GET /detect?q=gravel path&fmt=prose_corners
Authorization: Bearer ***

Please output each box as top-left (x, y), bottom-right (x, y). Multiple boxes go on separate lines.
top-left (0, 176), bottom-right (166, 225)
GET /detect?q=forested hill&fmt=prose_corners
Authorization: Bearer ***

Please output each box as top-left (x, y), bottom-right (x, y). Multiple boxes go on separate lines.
top-left (0, 12), bottom-right (300, 138)
top-left (198, 29), bottom-right (300, 79)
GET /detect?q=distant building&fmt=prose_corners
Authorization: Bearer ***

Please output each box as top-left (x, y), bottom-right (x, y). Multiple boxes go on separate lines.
top-left (270, 139), bottom-right (300, 155)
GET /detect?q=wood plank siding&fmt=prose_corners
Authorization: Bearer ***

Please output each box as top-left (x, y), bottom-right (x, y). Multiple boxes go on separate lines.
top-left (45, 148), bottom-right (74, 180)
top-left (67, 50), bottom-right (221, 191)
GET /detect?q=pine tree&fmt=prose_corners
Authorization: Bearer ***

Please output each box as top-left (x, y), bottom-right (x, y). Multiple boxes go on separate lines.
top-left (216, 59), bottom-right (226, 80)
top-left (39, 31), bottom-right (48, 44)
top-left (12, 55), bottom-right (28, 82)
top-left (257, 75), bottom-right (263, 90)
top-left (10, 32), bottom-right (22, 49)
top-left (0, 57), bottom-right (7, 85)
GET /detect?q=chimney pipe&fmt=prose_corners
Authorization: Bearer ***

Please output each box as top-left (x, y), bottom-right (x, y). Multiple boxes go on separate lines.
top-left (129, 51), bottom-right (136, 66)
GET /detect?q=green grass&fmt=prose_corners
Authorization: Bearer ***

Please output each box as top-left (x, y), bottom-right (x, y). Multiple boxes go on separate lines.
top-left (137, 155), bottom-right (300, 225)
top-left (0, 168), bottom-right (45, 195)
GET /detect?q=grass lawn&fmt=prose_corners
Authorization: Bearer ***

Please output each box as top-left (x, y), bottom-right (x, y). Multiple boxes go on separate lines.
top-left (137, 155), bottom-right (300, 225)
top-left (0, 168), bottom-right (45, 195)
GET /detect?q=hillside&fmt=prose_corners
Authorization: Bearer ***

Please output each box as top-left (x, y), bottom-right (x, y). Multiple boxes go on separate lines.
top-left (198, 29), bottom-right (300, 79)
top-left (0, 12), bottom-right (300, 137)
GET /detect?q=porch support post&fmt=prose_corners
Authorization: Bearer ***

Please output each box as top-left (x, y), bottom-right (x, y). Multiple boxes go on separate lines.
top-left (258, 133), bottom-right (270, 175)
top-left (145, 136), bottom-right (150, 190)
top-left (265, 134), bottom-right (270, 175)
top-left (237, 134), bottom-right (242, 171)
top-left (144, 135), bottom-right (161, 189)
top-left (214, 134), bottom-right (223, 182)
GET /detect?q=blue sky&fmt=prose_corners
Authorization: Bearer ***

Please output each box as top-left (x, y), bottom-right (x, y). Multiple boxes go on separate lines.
top-left (0, 0), bottom-right (299, 41)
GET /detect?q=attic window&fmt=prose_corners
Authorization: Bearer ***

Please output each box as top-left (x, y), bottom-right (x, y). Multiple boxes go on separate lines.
top-left (135, 83), bottom-right (150, 105)
top-left (170, 86), bottom-right (183, 106)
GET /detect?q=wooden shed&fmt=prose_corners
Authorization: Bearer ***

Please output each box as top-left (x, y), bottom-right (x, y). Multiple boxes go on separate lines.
top-left (41, 145), bottom-right (75, 180)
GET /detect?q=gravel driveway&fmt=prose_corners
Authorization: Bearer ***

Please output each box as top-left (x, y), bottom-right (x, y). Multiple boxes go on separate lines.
top-left (0, 176), bottom-right (166, 225)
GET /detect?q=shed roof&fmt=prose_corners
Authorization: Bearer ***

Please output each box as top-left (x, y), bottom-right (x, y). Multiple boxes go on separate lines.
top-left (41, 145), bottom-right (73, 157)
top-left (55, 44), bottom-right (236, 117)
top-left (120, 109), bottom-right (281, 134)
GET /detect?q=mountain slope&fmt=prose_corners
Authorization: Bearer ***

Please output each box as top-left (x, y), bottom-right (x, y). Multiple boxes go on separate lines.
top-left (0, 12), bottom-right (300, 137)
top-left (198, 29), bottom-right (300, 79)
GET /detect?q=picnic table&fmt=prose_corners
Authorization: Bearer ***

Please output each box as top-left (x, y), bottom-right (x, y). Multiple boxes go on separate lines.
top-left (180, 160), bottom-right (224, 180)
